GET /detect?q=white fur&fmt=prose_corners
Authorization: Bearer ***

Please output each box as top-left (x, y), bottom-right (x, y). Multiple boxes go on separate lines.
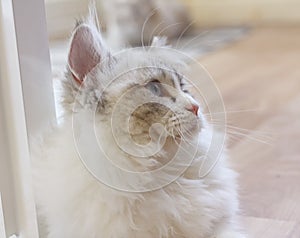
top-left (33, 121), bottom-right (245, 238)
top-left (32, 14), bottom-right (246, 238)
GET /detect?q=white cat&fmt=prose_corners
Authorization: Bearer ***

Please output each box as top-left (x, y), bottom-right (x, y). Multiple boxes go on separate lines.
top-left (32, 11), bottom-right (246, 238)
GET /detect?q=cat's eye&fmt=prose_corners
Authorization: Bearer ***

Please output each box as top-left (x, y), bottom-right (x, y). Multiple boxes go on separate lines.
top-left (145, 80), bottom-right (162, 96)
top-left (180, 80), bottom-right (191, 94)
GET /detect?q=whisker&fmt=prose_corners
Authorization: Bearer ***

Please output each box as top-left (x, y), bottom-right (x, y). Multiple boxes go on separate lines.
top-left (209, 120), bottom-right (275, 139)
top-left (172, 135), bottom-right (196, 158)
top-left (225, 124), bottom-right (274, 137)
top-left (174, 127), bottom-right (195, 147)
top-left (157, 22), bottom-right (183, 38)
top-left (179, 125), bottom-right (195, 139)
top-left (179, 30), bottom-right (210, 50)
top-left (175, 20), bottom-right (196, 48)
top-left (205, 118), bottom-right (275, 145)
top-left (226, 129), bottom-right (273, 146)
top-left (148, 20), bottom-right (165, 46)
top-left (228, 124), bottom-right (272, 139)
top-left (141, 8), bottom-right (159, 49)
top-left (203, 108), bottom-right (263, 116)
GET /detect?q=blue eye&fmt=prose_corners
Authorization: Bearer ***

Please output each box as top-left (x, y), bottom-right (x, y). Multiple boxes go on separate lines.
top-left (146, 80), bottom-right (162, 96)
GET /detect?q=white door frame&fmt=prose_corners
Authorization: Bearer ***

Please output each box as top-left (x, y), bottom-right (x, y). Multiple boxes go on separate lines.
top-left (0, 0), bottom-right (56, 237)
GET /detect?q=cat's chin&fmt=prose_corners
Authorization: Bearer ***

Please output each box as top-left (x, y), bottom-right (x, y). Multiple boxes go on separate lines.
top-left (181, 119), bottom-right (203, 138)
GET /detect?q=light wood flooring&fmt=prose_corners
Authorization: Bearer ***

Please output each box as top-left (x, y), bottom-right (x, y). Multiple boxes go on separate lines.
top-left (192, 27), bottom-right (300, 237)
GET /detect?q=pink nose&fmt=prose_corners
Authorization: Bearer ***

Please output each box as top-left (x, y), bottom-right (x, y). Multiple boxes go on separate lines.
top-left (186, 104), bottom-right (199, 116)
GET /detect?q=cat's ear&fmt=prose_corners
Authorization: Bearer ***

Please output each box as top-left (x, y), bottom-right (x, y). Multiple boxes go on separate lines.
top-left (68, 23), bottom-right (109, 84)
top-left (151, 36), bottom-right (168, 47)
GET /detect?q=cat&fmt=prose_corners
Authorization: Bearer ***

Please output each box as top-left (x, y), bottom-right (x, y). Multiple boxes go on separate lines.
top-left (32, 10), bottom-right (246, 238)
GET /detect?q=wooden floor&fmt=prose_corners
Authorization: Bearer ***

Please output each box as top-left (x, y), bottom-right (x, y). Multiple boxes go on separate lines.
top-left (193, 27), bottom-right (300, 237)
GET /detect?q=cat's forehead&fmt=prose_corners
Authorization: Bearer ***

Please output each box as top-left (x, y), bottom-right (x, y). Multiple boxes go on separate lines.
top-left (113, 64), bottom-right (182, 90)
top-left (113, 50), bottom-right (185, 86)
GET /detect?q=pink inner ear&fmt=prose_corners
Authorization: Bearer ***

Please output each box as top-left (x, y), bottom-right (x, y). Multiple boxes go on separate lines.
top-left (68, 25), bottom-right (101, 83)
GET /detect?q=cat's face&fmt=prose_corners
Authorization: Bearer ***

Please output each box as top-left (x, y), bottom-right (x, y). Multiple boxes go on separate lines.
top-left (107, 60), bottom-right (201, 145)
top-left (65, 21), bottom-right (203, 155)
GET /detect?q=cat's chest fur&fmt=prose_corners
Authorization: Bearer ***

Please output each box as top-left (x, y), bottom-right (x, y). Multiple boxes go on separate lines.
top-left (33, 124), bottom-right (238, 238)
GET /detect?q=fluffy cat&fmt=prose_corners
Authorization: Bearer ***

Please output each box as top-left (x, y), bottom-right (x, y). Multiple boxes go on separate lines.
top-left (32, 11), bottom-right (246, 238)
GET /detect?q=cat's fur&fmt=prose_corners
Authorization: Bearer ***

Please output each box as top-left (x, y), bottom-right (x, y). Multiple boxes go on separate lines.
top-left (33, 12), bottom-right (246, 238)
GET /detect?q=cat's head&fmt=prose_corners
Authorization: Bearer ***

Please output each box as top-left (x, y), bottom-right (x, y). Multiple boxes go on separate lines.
top-left (63, 16), bottom-right (205, 163)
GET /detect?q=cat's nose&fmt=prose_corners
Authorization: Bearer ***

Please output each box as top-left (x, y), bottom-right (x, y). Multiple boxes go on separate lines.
top-left (186, 104), bottom-right (199, 116)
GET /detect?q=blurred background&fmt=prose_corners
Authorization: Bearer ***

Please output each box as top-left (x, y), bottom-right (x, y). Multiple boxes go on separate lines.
top-left (45, 0), bottom-right (300, 41)
top-left (45, 1), bottom-right (300, 237)
top-left (46, 0), bottom-right (300, 74)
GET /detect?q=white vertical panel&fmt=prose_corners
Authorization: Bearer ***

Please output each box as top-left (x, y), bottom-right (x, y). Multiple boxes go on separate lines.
top-left (0, 0), bottom-right (56, 237)
top-left (0, 0), bottom-right (21, 235)
top-left (0, 194), bottom-right (6, 238)
top-left (12, 0), bottom-right (56, 135)
top-left (0, 100), bottom-right (17, 236)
